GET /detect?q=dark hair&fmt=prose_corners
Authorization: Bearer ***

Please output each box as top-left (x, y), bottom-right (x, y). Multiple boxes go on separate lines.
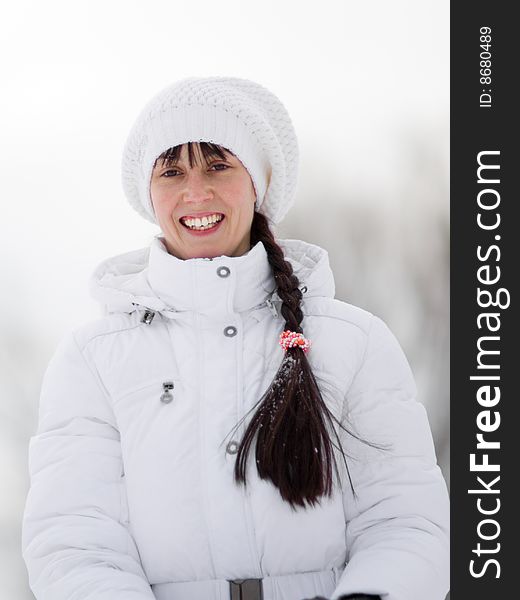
top-left (153, 141), bottom-right (233, 170)
top-left (155, 142), bottom-right (389, 510)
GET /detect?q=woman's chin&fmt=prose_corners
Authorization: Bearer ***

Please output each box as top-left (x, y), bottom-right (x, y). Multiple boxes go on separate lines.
top-left (181, 242), bottom-right (227, 260)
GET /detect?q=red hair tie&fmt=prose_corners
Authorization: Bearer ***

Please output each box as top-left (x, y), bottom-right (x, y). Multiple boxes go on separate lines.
top-left (279, 330), bottom-right (312, 353)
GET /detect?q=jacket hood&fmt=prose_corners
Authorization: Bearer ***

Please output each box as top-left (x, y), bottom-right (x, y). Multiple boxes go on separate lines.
top-left (89, 235), bottom-right (336, 316)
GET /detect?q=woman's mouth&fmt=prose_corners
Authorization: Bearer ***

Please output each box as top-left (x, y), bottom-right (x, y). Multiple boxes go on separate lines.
top-left (180, 213), bottom-right (225, 235)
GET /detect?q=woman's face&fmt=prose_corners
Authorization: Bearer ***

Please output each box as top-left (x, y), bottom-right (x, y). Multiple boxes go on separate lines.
top-left (150, 144), bottom-right (256, 260)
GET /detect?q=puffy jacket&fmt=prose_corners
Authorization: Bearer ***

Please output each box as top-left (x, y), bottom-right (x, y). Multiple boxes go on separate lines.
top-left (21, 235), bottom-right (450, 600)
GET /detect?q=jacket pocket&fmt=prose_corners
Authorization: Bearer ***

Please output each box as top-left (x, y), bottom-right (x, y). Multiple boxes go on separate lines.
top-left (112, 375), bottom-right (182, 427)
top-left (114, 375), bottom-right (181, 403)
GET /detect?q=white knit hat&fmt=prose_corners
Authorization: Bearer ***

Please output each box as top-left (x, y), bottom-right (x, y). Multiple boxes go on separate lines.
top-left (121, 76), bottom-right (299, 225)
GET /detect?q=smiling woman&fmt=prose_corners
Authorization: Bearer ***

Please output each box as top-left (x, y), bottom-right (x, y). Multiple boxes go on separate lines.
top-left (21, 76), bottom-right (450, 600)
top-left (150, 142), bottom-right (256, 259)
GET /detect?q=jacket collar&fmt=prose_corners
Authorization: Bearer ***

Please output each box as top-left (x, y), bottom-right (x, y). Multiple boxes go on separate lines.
top-left (89, 234), bottom-right (335, 317)
top-left (146, 236), bottom-right (276, 315)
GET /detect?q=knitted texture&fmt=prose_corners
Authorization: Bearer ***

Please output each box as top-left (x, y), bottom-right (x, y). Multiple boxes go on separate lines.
top-left (121, 76), bottom-right (299, 226)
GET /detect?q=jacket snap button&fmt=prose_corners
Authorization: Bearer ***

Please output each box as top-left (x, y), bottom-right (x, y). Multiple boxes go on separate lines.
top-left (217, 266), bottom-right (230, 278)
top-left (226, 441), bottom-right (239, 454)
top-left (224, 326), bottom-right (237, 337)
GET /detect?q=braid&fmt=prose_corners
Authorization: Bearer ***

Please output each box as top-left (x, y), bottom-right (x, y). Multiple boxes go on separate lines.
top-left (231, 211), bottom-right (387, 510)
top-left (252, 220), bottom-right (304, 332)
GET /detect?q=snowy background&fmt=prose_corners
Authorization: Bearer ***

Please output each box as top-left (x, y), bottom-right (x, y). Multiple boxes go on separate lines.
top-left (0, 0), bottom-right (449, 598)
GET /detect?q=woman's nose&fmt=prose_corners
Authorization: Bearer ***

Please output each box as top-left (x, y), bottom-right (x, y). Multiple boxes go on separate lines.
top-left (182, 171), bottom-right (213, 203)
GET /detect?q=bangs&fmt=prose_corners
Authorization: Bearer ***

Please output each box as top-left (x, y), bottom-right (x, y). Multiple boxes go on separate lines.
top-left (154, 142), bottom-right (233, 169)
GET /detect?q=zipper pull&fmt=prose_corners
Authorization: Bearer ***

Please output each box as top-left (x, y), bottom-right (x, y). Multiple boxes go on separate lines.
top-left (160, 381), bottom-right (174, 404)
top-left (141, 309), bottom-right (156, 325)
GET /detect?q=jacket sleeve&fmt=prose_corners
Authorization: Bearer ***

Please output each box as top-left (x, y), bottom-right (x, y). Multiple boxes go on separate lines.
top-left (21, 331), bottom-right (156, 600)
top-left (330, 315), bottom-right (450, 600)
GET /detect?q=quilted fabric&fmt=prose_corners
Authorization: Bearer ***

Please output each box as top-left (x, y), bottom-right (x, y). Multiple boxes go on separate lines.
top-left (21, 235), bottom-right (450, 600)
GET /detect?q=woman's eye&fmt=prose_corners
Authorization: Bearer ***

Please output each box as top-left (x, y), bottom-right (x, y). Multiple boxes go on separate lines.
top-left (162, 168), bottom-right (181, 177)
top-left (210, 163), bottom-right (229, 171)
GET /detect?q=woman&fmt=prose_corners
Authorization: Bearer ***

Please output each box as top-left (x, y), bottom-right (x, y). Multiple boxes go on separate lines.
top-left (21, 77), bottom-right (450, 600)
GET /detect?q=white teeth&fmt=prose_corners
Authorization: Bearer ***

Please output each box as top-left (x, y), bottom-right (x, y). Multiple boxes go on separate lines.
top-left (182, 214), bottom-right (223, 230)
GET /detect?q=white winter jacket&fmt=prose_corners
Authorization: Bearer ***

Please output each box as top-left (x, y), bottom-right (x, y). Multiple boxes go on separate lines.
top-left (22, 235), bottom-right (450, 600)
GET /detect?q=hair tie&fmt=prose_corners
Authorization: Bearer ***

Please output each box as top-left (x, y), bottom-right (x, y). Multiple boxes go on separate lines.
top-left (279, 330), bottom-right (312, 353)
